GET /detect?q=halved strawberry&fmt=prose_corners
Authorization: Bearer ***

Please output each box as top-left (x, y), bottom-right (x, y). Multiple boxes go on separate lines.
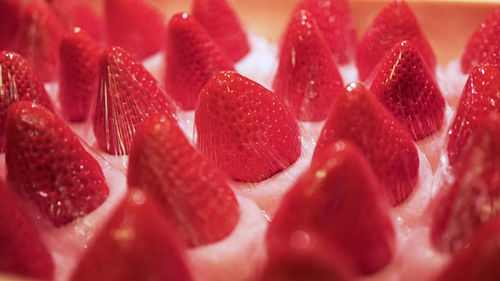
top-left (6, 101), bottom-right (109, 227)
top-left (0, 179), bottom-right (54, 280)
top-left (461, 8), bottom-right (500, 73)
top-left (314, 82), bottom-right (419, 206)
top-left (105, 0), bottom-right (165, 60)
top-left (195, 71), bottom-right (301, 183)
top-left (432, 113), bottom-right (500, 253)
top-left (93, 46), bottom-right (176, 155)
top-left (370, 40), bottom-right (445, 140)
top-left (447, 64), bottom-right (500, 166)
top-left (165, 13), bottom-right (234, 110)
top-left (356, 1), bottom-right (436, 81)
top-left (127, 115), bottom-right (240, 247)
top-left (71, 189), bottom-right (194, 281)
top-left (14, 0), bottom-right (65, 82)
top-left (0, 0), bottom-right (22, 50)
top-left (192, 0), bottom-right (250, 61)
top-left (293, 0), bottom-right (356, 64)
top-left (0, 51), bottom-right (54, 152)
top-left (268, 141), bottom-right (395, 274)
top-left (59, 28), bottom-right (101, 122)
top-left (273, 9), bottom-right (343, 121)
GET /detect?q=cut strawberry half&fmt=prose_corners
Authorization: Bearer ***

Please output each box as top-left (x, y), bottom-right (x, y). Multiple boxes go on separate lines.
top-left (192, 0), bottom-right (250, 62)
top-left (432, 113), bottom-right (500, 253)
top-left (293, 0), bottom-right (356, 64)
top-left (314, 82), bottom-right (419, 206)
top-left (6, 101), bottom-right (109, 227)
top-left (0, 179), bottom-right (54, 280)
top-left (267, 141), bottom-right (395, 274)
top-left (0, 0), bottom-right (22, 50)
top-left (165, 13), bottom-right (234, 110)
top-left (59, 28), bottom-right (102, 122)
top-left (273, 9), bottom-right (343, 121)
top-left (370, 40), bottom-right (445, 140)
top-left (195, 71), bottom-right (301, 183)
top-left (14, 0), bottom-right (65, 82)
top-left (93, 46), bottom-right (176, 155)
top-left (447, 64), bottom-right (500, 166)
top-left (105, 0), bottom-right (165, 60)
top-left (356, 1), bottom-right (436, 81)
top-left (0, 51), bottom-right (54, 152)
top-left (127, 115), bottom-right (240, 247)
top-left (71, 189), bottom-right (194, 281)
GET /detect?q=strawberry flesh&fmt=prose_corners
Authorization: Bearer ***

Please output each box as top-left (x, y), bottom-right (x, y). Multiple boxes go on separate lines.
top-left (0, 0), bottom-right (22, 50)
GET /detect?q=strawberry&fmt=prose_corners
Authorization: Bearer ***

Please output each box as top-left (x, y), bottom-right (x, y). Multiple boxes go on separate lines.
top-left (447, 64), bottom-right (500, 166)
top-left (0, 51), bottom-right (54, 152)
top-left (127, 115), bottom-right (240, 247)
top-left (71, 189), bottom-right (194, 281)
top-left (356, 1), bottom-right (436, 81)
top-left (0, 179), bottom-right (54, 280)
top-left (105, 0), bottom-right (165, 60)
top-left (0, 0), bottom-right (22, 50)
top-left (195, 71), bottom-right (301, 183)
top-left (93, 46), bottom-right (176, 155)
top-left (370, 40), bottom-right (445, 140)
top-left (165, 13), bottom-right (234, 110)
top-left (293, 0), bottom-right (356, 64)
top-left (268, 141), bottom-right (395, 274)
top-left (192, 0), bottom-right (250, 61)
top-left (59, 28), bottom-right (101, 122)
top-left (14, 0), bottom-right (65, 82)
top-left (461, 8), bottom-right (500, 73)
top-left (314, 82), bottom-right (419, 206)
top-left (6, 101), bottom-right (109, 227)
top-left (432, 112), bottom-right (500, 253)
top-left (273, 9), bottom-right (344, 121)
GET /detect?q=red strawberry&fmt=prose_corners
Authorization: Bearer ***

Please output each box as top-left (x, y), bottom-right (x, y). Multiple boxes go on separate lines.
top-left (192, 0), bottom-right (250, 61)
top-left (0, 180), bottom-right (54, 280)
top-left (294, 0), bottom-right (356, 64)
top-left (0, 51), bottom-right (54, 152)
top-left (432, 113), bottom-right (500, 253)
top-left (105, 0), bottom-right (165, 60)
top-left (0, 0), bottom-right (22, 50)
top-left (93, 46), bottom-right (176, 155)
top-left (273, 9), bottom-right (344, 121)
top-left (71, 189), bottom-right (194, 281)
top-left (6, 101), bottom-right (109, 227)
top-left (267, 141), bottom-right (395, 274)
top-left (127, 115), bottom-right (240, 247)
top-left (447, 64), bottom-right (500, 166)
top-left (14, 0), bottom-right (65, 82)
top-left (356, 1), bottom-right (436, 81)
top-left (314, 82), bottom-right (419, 206)
top-left (59, 28), bottom-right (101, 122)
top-left (370, 40), bottom-right (445, 140)
top-left (195, 71), bottom-right (301, 182)
top-left (461, 8), bottom-right (500, 73)
top-left (165, 13), bottom-right (234, 110)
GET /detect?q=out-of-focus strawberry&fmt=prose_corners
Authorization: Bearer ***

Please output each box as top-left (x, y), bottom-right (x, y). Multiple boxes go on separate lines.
top-left (0, 0), bottom-right (22, 50)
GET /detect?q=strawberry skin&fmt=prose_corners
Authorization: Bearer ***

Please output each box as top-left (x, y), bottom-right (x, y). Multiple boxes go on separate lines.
top-left (192, 0), bottom-right (250, 61)
top-left (6, 101), bottom-right (109, 227)
top-left (314, 82), bottom-right (419, 206)
top-left (93, 46), bottom-right (176, 155)
top-left (0, 0), bottom-right (22, 50)
top-left (59, 28), bottom-right (101, 122)
top-left (0, 51), bottom-right (54, 152)
top-left (447, 64), bottom-right (500, 166)
top-left (370, 40), bottom-right (445, 140)
top-left (356, 1), bottom-right (436, 81)
top-left (0, 180), bottom-right (54, 280)
top-left (273, 9), bottom-right (344, 121)
top-left (165, 13), bottom-right (234, 110)
top-left (267, 141), bottom-right (395, 274)
top-left (71, 189), bottom-right (194, 281)
top-left (195, 71), bottom-right (301, 183)
top-left (294, 0), bottom-right (356, 64)
top-left (128, 115), bottom-right (240, 247)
